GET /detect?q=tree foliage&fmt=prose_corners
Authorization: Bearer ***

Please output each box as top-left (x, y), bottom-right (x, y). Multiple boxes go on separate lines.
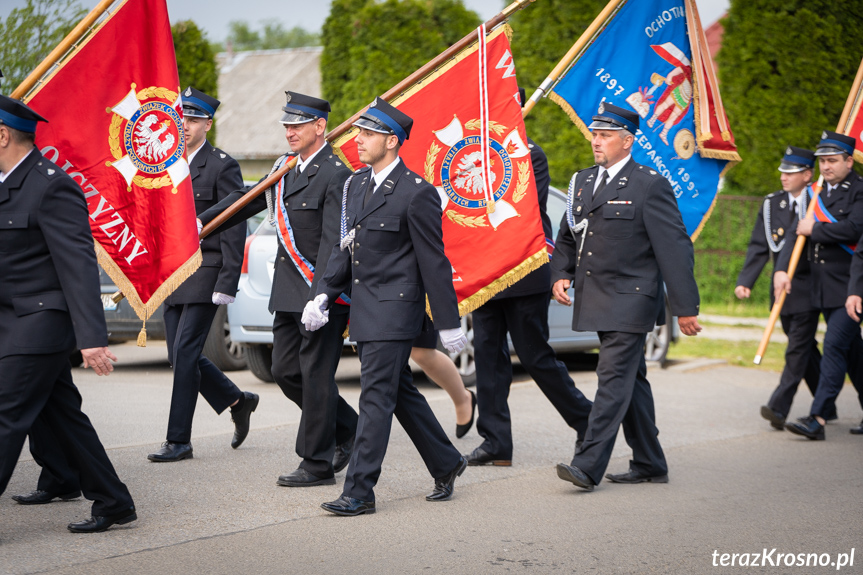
top-left (223, 20), bottom-right (320, 51)
top-left (509, 0), bottom-right (609, 188)
top-left (172, 20), bottom-right (218, 144)
top-left (0, 0), bottom-right (87, 95)
top-left (321, 0), bottom-right (481, 127)
top-left (718, 0), bottom-right (863, 195)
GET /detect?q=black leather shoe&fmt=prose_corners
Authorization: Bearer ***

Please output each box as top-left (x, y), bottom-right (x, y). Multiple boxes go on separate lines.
top-left (605, 469), bottom-right (669, 484)
top-left (760, 405), bottom-right (785, 431)
top-left (147, 441), bottom-right (193, 462)
top-left (277, 468), bottom-right (336, 487)
top-left (785, 416), bottom-right (825, 440)
top-left (333, 435), bottom-right (355, 473)
top-left (12, 489), bottom-right (81, 505)
top-left (67, 508), bottom-right (137, 533)
top-left (426, 457), bottom-right (467, 501)
top-left (455, 391), bottom-right (477, 439)
top-left (231, 392), bottom-right (259, 449)
top-left (850, 419), bottom-right (863, 435)
top-left (556, 463), bottom-right (595, 491)
top-left (465, 446), bottom-right (511, 467)
top-left (321, 495), bottom-right (375, 516)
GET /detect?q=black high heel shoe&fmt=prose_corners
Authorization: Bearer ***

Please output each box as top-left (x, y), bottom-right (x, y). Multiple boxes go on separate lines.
top-left (455, 390), bottom-right (477, 438)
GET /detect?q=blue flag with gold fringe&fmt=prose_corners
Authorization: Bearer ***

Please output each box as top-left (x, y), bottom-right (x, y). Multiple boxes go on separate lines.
top-left (550, 0), bottom-right (740, 238)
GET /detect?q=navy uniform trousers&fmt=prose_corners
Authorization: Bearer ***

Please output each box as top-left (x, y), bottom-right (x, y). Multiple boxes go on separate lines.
top-left (473, 292), bottom-right (593, 459)
top-left (344, 340), bottom-right (461, 502)
top-left (809, 307), bottom-right (863, 418)
top-left (163, 302), bottom-right (243, 444)
top-left (570, 331), bottom-right (665, 485)
top-left (767, 311), bottom-right (827, 418)
top-left (271, 309), bottom-right (357, 478)
top-left (0, 352), bottom-right (133, 516)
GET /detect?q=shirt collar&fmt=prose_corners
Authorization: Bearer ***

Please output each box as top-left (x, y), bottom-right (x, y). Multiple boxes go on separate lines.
top-left (297, 142), bottom-right (327, 173)
top-left (597, 154), bottom-right (631, 187)
top-left (186, 141), bottom-right (206, 165)
top-left (0, 148), bottom-right (34, 183)
top-left (371, 156), bottom-right (401, 189)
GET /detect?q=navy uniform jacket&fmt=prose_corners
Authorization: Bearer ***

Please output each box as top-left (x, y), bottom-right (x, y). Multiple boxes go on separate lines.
top-left (317, 160), bottom-right (460, 341)
top-left (166, 141), bottom-right (245, 305)
top-left (0, 149), bottom-right (107, 358)
top-left (736, 191), bottom-right (815, 315)
top-left (777, 172), bottom-right (863, 310)
top-left (551, 158), bottom-right (700, 333)
top-left (198, 143), bottom-right (350, 314)
top-left (491, 137), bottom-right (553, 300)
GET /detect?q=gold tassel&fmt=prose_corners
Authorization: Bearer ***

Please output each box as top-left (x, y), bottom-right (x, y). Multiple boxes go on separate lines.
top-left (486, 198), bottom-right (496, 213)
top-left (137, 321), bottom-right (147, 347)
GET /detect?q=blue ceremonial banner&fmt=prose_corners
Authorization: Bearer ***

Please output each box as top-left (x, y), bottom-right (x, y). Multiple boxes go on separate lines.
top-left (550, 0), bottom-right (737, 237)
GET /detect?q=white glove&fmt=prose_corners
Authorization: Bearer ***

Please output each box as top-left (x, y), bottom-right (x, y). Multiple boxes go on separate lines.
top-left (212, 292), bottom-right (235, 305)
top-left (439, 327), bottom-right (467, 354)
top-left (301, 293), bottom-right (329, 332)
top-left (196, 218), bottom-right (203, 235)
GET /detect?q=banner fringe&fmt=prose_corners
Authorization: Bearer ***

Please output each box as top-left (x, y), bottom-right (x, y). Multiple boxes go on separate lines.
top-left (457, 248), bottom-right (548, 316)
top-left (548, 92), bottom-right (593, 141)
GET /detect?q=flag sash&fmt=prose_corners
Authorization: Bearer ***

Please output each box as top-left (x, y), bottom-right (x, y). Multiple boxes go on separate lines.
top-left (808, 187), bottom-right (857, 255)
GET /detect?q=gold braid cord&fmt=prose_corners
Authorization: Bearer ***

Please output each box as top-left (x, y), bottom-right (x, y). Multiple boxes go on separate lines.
top-left (464, 119), bottom-right (506, 136)
top-left (512, 161), bottom-right (530, 203)
top-left (107, 86), bottom-right (180, 190)
top-left (424, 142), bottom-right (441, 184)
top-left (457, 248), bottom-right (548, 316)
top-left (446, 209), bottom-right (488, 228)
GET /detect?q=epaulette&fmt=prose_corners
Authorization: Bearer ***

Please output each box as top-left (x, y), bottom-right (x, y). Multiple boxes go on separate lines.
top-left (636, 165), bottom-right (661, 177)
top-left (211, 147), bottom-right (229, 161)
top-left (404, 170), bottom-right (428, 187)
top-left (325, 153), bottom-right (347, 169)
top-left (35, 160), bottom-right (59, 178)
top-left (766, 191), bottom-right (781, 199)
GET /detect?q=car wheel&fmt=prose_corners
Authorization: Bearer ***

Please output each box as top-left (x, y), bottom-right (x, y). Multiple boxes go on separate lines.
top-left (202, 305), bottom-right (247, 371)
top-left (644, 298), bottom-right (672, 366)
top-left (440, 314), bottom-right (476, 387)
top-left (245, 344), bottom-right (274, 383)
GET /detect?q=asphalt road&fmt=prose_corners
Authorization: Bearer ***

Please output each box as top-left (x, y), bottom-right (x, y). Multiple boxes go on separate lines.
top-left (1, 342), bottom-right (861, 574)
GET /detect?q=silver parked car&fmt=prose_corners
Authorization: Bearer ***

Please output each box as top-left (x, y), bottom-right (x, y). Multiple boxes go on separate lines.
top-left (228, 187), bottom-right (675, 383)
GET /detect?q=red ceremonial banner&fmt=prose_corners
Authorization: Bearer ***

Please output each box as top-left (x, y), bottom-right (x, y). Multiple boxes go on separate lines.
top-left (333, 25), bottom-right (547, 315)
top-left (24, 0), bottom-right (201, 320)
top-left (845, 66), bottom-right (863, 163)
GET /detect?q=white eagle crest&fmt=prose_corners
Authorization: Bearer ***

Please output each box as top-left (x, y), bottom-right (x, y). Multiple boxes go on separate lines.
top-left (134, 113), bottom-right (175, 162)
top-left (452, 151), bottom-right (495, 196)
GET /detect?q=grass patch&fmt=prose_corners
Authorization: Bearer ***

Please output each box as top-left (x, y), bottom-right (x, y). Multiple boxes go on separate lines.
top-left (670, 337), bottom-right (786, 373)
top-left (700, 301), bottom-right (773, 318)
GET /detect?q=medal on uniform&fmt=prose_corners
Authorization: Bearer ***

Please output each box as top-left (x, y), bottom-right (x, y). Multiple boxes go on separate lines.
top-left (778, 227), bottom-right (784, 236)
top-left (772, 234), bottom-right (778, 241)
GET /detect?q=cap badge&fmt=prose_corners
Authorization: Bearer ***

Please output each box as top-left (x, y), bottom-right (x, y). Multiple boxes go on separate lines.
top-left (786, 147), bottom-right (792, 155)
top-left (285, 93), bottom-right (292, 103)
top-left (184, 88), bottom-right (192, 97)
top-left (822, 131), bottom-right (828, 139)
top-left (369, 99), bottom-right (377, 108)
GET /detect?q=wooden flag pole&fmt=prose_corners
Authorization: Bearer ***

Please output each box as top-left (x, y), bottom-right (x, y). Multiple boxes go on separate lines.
top-left (522, 0), bottom-right (626, 118)
top-left (10, 0), bottom-right (118, 100)
top-left (753, 55), bottom-right (863, 364)
top-left (200, 0), bottom-right (539, 240)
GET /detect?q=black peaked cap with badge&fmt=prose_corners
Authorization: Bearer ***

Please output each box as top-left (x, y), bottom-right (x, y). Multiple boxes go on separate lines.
top-left (281, 91), bottom-right (330, 125)
top-left (181, 87), bottom-right (220, 119)
top-left (353, 97), bottom-right (413, 144)
top-left (0, 94), bottom-right (48, 134)
top-left (814, 131), bottom-right (856, 157)
top-left (588, 102), bottom-right (639, 133)
top-left (778, 146), bottom-right (815, 173)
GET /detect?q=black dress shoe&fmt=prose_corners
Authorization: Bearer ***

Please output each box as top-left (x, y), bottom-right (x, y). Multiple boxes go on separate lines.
top-left (785, 415), bottom-right (825, 440)
top-left (760, 405), bottom-right (785, 431)
top-left (12, 489), bottom-right (81, 505)
top-left (321, 495), bottom-right (375, 516)
top-left (465, 446), bottom-right (511, 466)
top-left (850, 419), bottom-right (863, 435)
top-left (231, 391), bottom-right (259, 449)
top-left (455, 391), bottom-right (477, 439)
top-left (147, 441), bottom-right (193, 462)
top-left (426, 457), bottom-right (468, 501)
top-left (67, 508), bottom-right (137, 533)
top-left (277, 468), bottom-right (336, 487)
top-left (333, 435), bottom-right (355, 473)
top-left (556, 463), bottom-right (595, 491)
top-left (605, 469), bottom-right (669, 484)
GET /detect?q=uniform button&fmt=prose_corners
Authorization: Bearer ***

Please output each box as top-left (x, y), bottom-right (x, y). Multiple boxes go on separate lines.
top-left (354, 261), bottom-right (359, 266)
top-left (355, 243), bottom-right (360, 248)
top-left (588, 231), bottom-right (593, 236)
top-left (589, 213), bottom-right (594, 218)
top-left (302, 202), bottom-right (307, 207)
top-left (196, 193), bottom-right (200, 197)
top-left (280, 257), bottom-right (285, 261)
top-left (285, 202), bottom-right (288, 207)
top-left (357, 225), bottom-right (361, 230)
top-left (636, 287), bottom-right (640, 291)
top-left (821, 259), bottom-right (825, 264)
top-left (399, 293), bottom-right (404, 298)
top-left (586, 271), bottom-right (591, 276)
top-left (38, 302), bottom-right (43, 306)
top-left (354, 279), bottom-right (360, 285)
top-left (587, 252), bottom-right (592, 256)
top-left (616, 211), bottom-right (620, 215)
top-left (380, 223), bottom-right (385, 228)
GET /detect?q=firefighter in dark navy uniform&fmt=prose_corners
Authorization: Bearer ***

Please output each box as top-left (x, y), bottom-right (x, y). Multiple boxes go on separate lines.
top-left (777, 131), bottom-right (863, 440)
top-left (0, 94), bottom-right (136, 532)
top-left (306, 98), bottom-right (468, 516)
top-left (551, 103), bottom-right (702, 491)
top-left (198, 92), bottom-right (359, 486)
top-left (146, 87), bottom-right (259, 463)
top-left (734, 146), bottom-right (836, 429)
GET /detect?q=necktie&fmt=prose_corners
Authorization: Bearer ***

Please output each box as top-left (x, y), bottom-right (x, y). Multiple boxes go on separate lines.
top-left (363, 177), bottom-right (376, 208)
top-left (593, 170), bottom-right (609, 197)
